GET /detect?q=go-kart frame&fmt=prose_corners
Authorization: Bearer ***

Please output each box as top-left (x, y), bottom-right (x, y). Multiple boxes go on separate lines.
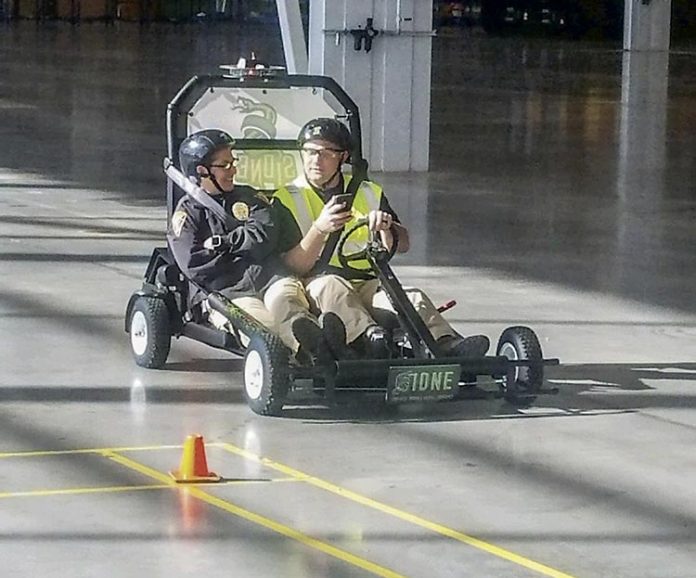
top-left (125, 62), bottom-right (559, 416)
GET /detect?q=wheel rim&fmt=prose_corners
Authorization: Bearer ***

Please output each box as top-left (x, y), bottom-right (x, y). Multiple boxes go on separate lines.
top-left (131, 310), bottom-right (148, 356)
top-left (244, 350), bottom-right (264, 400)
top-left (498, 341), bottom-right (520, 383)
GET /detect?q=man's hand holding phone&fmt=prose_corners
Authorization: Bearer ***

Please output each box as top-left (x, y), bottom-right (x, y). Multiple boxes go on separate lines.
top-left (313, 194), bottom-right (352, 235)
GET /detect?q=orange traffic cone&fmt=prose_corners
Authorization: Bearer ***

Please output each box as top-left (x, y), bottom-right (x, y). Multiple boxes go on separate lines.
top-left (170, 434), bottom-right (221, 483)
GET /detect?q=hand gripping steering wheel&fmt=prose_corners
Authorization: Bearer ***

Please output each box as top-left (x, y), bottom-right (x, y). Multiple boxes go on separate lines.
top-left (336, 218), bottom-right (399, 272)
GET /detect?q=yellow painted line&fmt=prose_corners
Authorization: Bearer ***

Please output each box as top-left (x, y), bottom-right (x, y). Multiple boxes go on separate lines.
top-left (218, 443), bottom-right (576, 578)
top-left (104, 451), bottom-right (404, 578)
top-left (0, 444), bottom-right (181, 459)
top-left (0, 442), bottom-right (574, 576)
top-left (0, 477), bottom-right (299, 500)
top-left (0, 484), bottom-right (170, 499)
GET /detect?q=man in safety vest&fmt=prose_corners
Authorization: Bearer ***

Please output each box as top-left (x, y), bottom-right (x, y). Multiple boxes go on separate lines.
top-left (272, 118), bottom-right (489, 359)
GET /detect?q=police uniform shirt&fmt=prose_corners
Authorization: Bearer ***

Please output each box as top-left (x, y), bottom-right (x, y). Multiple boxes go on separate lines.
top-left (168, 186), bottom-right (288, 298)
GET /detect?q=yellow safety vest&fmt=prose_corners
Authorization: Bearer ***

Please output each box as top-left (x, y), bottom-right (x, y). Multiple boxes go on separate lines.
top-left (274, 175), bottom-right (383, 273)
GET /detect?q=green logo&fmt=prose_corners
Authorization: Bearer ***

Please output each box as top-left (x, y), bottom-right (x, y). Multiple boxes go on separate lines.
top-left (393, 369), bottom-right (456, 393)
top-left (232, 97), bottom-right (277, 139)
top-left (230, 97), bottom-right (301, 189)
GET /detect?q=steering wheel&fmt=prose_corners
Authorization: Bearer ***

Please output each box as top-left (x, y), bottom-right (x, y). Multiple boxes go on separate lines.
top-left (337, 217), bottom-right (399, 272)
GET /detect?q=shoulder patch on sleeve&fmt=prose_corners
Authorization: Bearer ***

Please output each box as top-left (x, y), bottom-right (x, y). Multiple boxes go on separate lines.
top-left (171, 210), bottom-right (188, 237)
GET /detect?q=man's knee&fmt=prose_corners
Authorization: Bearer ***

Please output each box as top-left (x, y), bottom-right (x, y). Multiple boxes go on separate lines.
top-left (266, 277), bottom-right (305, 301)
top-left (306, 274), bottom-right (354, 302)
top-left (229, 297), bottom-right (276, 332)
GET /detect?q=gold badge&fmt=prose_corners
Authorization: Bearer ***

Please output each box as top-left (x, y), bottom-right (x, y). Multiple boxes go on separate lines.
top-left (232, 201), bottom-right (250, 221)
top-left (171, 210), bottom-right (187, 237)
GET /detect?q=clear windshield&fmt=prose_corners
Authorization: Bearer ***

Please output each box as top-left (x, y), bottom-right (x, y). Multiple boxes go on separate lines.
top-left (187, 86), bottom-right (344, 190)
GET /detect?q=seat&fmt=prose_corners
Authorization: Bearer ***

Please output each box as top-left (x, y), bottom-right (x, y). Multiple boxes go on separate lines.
top-left (155, 263), bottom-right (184, 289)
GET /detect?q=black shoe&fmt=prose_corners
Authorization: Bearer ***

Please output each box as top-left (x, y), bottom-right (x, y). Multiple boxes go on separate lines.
top-left (361, 325), bottom-right (391, 359)
top-left (319, 312), bottom-right (352, 360)
top-left (437, 334), bottom-right (489, 358)
top-left (292, 316), bottom-right (334, 366)
top-left (293, 347), bottom-right (314, 367)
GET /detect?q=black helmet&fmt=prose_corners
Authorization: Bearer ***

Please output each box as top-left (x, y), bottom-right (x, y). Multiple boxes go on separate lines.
top-left (297, 118), bottom-right (352, 151)
top-left (179, 130), bottom-right (235, 179)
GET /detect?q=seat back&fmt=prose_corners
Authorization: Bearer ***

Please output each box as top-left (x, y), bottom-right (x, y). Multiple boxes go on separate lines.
top-left (155, 263), bottom-right (184, 289)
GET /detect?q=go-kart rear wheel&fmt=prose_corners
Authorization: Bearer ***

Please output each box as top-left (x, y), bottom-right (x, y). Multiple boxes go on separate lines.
top-left (243, 334), bottom-right (290, 416)
top-left (496, 326), bottom-right (543, 403)
top-left (129, 296), bottom-right (171, 369)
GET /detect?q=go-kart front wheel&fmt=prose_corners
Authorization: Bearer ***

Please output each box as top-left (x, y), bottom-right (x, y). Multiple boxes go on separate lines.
top-left (129, 296), bottom-right (171, 369)
top-left (496, 326), bottom-right (543, 402)
top-left (243, 334), bottom-right (290, 416)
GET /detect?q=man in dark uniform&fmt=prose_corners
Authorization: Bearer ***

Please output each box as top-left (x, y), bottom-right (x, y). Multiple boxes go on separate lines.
top-left (167, 129), bottom-right (344, 362)
top-left (273, 118), bottom-right (490, 358)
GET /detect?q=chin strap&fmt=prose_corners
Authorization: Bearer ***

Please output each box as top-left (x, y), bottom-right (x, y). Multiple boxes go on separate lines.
top-left (164, 158), bottom-right (236, 229)
top-left (200, 167), bottom-right (227, 195)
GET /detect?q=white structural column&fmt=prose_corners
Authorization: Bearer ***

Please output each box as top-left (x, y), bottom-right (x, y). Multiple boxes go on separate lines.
top-left (617, 51), bottom-right (669, 200)
top-left (624, 0), bottom-right (672, 51)
top-left (276, 0), bottom-right (308, 74)
top-left (307, 0), bottom-right (434, 171)
top-left (616, 51), bottom-right (669, 273)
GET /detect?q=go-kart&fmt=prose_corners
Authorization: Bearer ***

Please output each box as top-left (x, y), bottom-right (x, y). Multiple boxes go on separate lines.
top-left (125, 59), bottom-right (559, 416)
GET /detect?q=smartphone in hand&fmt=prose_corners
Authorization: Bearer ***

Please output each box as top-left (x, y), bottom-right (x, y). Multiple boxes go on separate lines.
top-left (332, 193), bottom-right (353, 208)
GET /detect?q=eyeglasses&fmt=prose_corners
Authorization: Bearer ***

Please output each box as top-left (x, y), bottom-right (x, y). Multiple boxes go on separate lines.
top-left (300, 148), bottom-right (344, 160)
top-left (209, 158), bottom-right (239, 170)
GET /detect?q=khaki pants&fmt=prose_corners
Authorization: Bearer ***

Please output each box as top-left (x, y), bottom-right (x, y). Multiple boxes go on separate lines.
top-left (234, 275), bottom-right (384, 351)
top-left (233, 274), bottom-right (456, 352)
top-left (303, 275), bottom-right (375, 343)
top-left (231, 277), bottom-right (311, 352)
top-left (305, 275), bottom-right (455, 344)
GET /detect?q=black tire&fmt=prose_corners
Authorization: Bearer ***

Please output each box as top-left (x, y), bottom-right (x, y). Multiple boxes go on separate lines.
top-left (496, 326), bottom-right (543, 402)
top-left (243, 334), bottom-right (290, 416)
top-left (129, 296), bottom-right (171, 369)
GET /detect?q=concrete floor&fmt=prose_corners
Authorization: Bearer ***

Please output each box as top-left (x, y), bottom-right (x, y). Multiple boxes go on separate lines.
top-left (1, 21), bottom-right (696, 578)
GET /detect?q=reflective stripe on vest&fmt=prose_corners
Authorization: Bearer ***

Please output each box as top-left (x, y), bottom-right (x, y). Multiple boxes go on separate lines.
top-left (275, 175), bottom-right (383, 272)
